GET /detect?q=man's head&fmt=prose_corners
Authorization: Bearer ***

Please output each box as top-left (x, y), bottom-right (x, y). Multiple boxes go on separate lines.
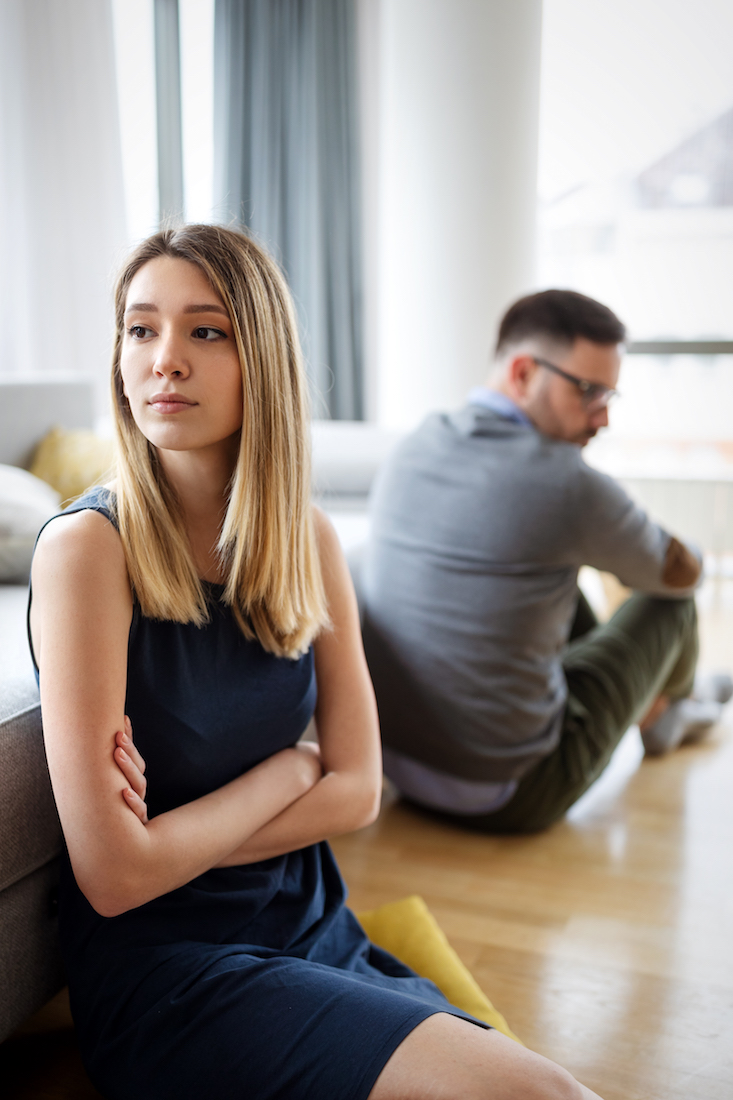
top-left (490, 289), bottom-right (626, 446)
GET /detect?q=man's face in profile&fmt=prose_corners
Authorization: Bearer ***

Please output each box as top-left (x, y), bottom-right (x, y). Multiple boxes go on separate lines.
top-left (521, 338), bottom-right (622, 446)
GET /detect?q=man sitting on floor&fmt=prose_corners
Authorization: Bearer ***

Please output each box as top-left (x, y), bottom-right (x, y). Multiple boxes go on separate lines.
top-left (362, 289), bottom-right (729, 834)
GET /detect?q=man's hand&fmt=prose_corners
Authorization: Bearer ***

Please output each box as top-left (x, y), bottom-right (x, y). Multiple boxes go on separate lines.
top-left (662, 536), bottom-right (701, 588)
top-left (114, 716), bottom-right (149, 824)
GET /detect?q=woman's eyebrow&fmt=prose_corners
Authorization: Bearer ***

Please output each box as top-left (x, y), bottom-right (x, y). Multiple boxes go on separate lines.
top-left (183, 304), bottom-right (230, 317)
top-left (125, 302), bottom-right (157, 314)
top-left (124, 303), bottom-right (230, 317)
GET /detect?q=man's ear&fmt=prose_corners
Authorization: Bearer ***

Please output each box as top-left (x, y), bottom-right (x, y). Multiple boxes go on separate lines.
top-left (506, 355), bottom-right (538, 401)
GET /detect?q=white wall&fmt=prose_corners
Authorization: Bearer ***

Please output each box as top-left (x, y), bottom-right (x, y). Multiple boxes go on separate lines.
top-left (360, 0), bottom-right (542, 428)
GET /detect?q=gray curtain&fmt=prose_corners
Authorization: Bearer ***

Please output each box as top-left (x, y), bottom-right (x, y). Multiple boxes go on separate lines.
top-left (214, 0), bottom-right (363, 420)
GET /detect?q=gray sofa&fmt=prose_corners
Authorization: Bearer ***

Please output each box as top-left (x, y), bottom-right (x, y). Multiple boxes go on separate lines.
top-left (0, 375), bottom-right (397, 1041)
top-left (0, 376), bottom-right (95, 1040)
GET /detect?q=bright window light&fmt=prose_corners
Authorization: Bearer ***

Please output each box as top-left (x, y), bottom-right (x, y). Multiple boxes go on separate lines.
top-left (112, 0), bottom-right (215, 240)
top-left (179, 0), bottom-right (214, 224)
top-left (111, 0), bottom-right (159, 243)
top-left (539, 0), bottom-right (733, 342)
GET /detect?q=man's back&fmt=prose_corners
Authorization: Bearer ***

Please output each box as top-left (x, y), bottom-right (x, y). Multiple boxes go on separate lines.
top-left (363, 403), bottom-right (671, 783)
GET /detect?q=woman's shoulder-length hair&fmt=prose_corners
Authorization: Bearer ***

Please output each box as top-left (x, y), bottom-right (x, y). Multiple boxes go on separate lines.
top-left (111, 223), bottom-right (329, 659)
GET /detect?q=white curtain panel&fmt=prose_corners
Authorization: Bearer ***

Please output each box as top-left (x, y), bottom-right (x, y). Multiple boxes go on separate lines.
top-left (0, 0), bottom-right (127, 411)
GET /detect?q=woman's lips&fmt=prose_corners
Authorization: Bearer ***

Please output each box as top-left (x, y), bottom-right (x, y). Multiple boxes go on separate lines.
top-left (149, 394), bottom-right (197, 413)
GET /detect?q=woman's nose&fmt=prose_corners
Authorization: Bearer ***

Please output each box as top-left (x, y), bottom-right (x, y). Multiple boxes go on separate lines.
top-left (153, 333), bottom-right (189, 378)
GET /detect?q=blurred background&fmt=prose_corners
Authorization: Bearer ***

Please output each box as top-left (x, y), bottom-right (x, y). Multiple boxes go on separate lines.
top-left (1, 0), bottom-right (733, 556)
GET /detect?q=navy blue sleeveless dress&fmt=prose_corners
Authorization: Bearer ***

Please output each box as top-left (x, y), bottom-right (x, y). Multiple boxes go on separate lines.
top-left (32, 489), bottom-right (484, 1100)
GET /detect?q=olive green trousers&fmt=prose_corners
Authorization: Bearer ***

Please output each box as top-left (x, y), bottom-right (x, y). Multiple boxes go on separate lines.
top-left (435, 591), bottom-right (698, 835)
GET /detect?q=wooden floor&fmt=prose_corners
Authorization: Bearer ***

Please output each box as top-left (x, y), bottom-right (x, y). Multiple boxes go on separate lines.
top-left (3, 578), bottom-right (733, 1099)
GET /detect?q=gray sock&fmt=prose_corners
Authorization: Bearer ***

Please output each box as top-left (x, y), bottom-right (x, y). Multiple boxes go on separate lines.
top-left (693, 671), bottom-right (733, 705)
top-left (641, 698), bottom-right (722, 756)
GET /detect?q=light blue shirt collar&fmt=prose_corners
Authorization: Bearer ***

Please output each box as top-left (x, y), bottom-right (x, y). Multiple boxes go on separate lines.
top-left (467, 387), bottom-right (534, 428)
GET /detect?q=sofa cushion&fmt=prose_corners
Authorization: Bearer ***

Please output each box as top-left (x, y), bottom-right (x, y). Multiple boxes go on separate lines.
top-left (0, 584), bottom-right (37, 683)
top-left (30, 427), bottom-right (114, 505)
top-left (0, 465), bottom-right (60, 583)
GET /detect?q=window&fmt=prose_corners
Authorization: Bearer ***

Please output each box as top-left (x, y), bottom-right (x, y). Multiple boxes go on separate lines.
top-left (112, 0), bottom-right (214, 241)
top-left (539, 0), bottom-right (733, 344)
top-left (539, 0), bottom-right (733, 553)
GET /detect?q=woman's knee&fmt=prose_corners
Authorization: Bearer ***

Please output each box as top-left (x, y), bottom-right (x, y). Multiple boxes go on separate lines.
top-left (368, 1014), bottom-right (591, 1100)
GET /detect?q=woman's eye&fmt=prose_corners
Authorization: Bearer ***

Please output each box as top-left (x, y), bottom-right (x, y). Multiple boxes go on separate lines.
top-left (193, 326), bottom-right (226, 341)
top-left (128, 324), bottom-right (153, 339)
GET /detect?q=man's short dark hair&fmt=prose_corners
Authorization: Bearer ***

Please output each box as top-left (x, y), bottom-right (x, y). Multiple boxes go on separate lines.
top-left (495, 289), bottom-right (626, 355)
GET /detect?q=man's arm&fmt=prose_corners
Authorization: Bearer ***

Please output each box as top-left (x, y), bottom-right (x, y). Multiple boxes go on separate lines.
top-left (573, 461), bottom-right (702, 596)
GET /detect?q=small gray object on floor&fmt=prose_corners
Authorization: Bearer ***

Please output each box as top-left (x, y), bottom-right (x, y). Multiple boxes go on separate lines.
top-left (641, 697), bottom-right (723, 756)
top-left (693, 670), bottom-right (733, 705)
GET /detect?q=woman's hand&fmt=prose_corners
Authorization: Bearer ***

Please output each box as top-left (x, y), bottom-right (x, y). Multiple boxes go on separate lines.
top-left (114, 716), bottom-right (149, 824)
top-left (113, 720), bottom-right (323, 830)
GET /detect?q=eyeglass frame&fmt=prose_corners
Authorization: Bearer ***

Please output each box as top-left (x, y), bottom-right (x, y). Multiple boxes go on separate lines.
top-left (531, 357), bottom-right (619, 410)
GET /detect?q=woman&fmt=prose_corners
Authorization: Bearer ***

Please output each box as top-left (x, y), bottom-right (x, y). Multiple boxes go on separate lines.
top-left (30, 225), bottom-right (601, 1099)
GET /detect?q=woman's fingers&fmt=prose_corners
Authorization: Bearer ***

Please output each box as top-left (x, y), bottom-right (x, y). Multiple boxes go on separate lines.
top-left (122, 785), bottom-right (148, 825)
top-left (118, 716), bottom-right (147, 774)
top-left (114, 745), bottom-right (147, 801)
top-left (115, 716), bottom-right (149, 824)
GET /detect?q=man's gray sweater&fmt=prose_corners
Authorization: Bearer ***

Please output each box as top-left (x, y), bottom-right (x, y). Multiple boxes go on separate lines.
top-left (362, 404), bottom-right (691, 783)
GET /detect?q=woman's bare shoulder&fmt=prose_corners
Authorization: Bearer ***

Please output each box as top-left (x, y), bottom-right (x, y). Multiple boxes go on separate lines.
top-left (33, 507), bottom-right (128, 589)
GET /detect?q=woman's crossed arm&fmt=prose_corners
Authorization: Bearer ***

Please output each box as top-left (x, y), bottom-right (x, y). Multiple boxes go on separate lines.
top-left (213, 509), bottom-right (384, 864)
top-left (115, 508), bottom-right (383, 866)
top-left (116, 509), bottom-right (384, 866)
top-left (31, 510), bottom-right (322, 918)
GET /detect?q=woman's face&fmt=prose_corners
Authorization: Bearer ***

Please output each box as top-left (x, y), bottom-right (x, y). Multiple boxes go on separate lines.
top-left (120, 255), bottom-right (244, 458)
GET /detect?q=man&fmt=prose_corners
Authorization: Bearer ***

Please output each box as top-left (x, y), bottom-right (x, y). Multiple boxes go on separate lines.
top-left (362, 289), bottom-right (728, 833)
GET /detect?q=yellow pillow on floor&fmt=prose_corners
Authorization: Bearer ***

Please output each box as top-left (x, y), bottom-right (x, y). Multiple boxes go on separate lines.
top-left (357, 895), bottom-right (522, 1044)
top-left (30, 427), bottom-right (114, 505)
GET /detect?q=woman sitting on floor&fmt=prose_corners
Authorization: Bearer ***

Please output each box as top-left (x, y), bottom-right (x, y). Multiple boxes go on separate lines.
top-left (29, 223), bottom-right (602, 1099)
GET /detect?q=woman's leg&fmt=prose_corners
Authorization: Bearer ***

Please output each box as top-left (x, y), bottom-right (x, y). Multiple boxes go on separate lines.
top-left (368, 1014), bottom-right (602, 1100)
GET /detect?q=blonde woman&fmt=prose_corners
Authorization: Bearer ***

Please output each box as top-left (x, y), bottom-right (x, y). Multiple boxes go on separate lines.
top-left (29, 225), bottom-right (602, 1100)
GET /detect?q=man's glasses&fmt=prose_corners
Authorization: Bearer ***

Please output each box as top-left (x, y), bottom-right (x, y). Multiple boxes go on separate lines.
top-left (532, 358), bottom-right (619, 411)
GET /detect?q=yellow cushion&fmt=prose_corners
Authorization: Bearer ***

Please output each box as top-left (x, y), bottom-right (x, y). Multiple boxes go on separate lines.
top-left (357, 895), bottom-right (522, 1044)
top-left (30, 428), bottom-right (114, 505)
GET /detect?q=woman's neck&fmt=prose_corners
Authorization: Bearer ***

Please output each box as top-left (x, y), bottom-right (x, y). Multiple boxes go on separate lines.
top-left (158, 442), bottom-right (238, 582)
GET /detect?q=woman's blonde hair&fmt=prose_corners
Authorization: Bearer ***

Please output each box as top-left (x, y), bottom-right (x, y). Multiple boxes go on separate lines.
top-left (111, 224), bottom-right (328, 658)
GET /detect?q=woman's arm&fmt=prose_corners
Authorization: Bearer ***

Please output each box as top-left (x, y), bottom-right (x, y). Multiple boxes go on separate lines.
top-left (214, 509), bottom-right (383, 865)
top-left (31, 511), bottom-right (321, 918)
